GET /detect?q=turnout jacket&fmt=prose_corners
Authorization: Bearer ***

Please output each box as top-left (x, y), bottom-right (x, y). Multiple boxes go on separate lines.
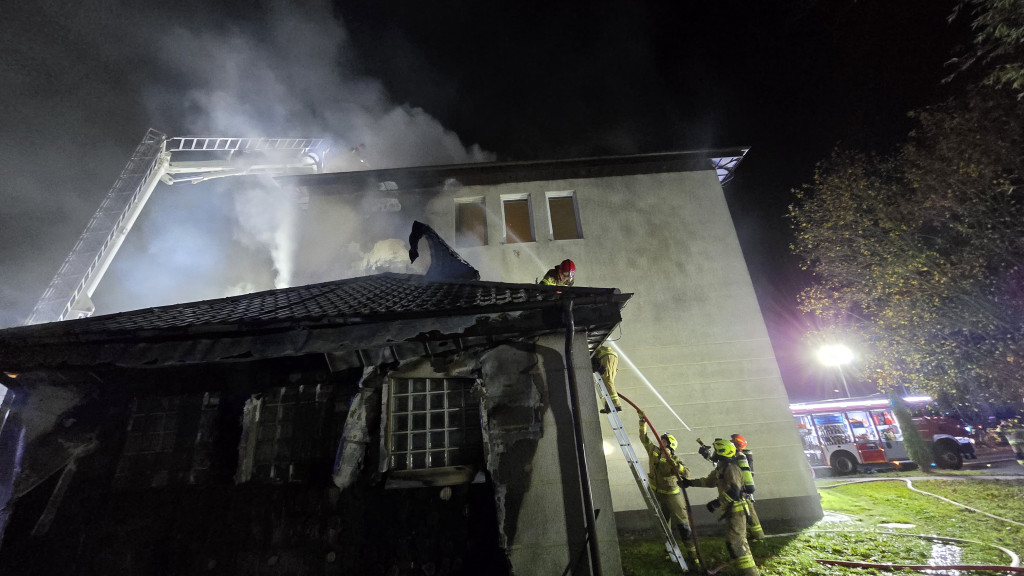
top-left (691, 459), bottom-right (746, 512)
top-left (639, 420), bottom-right (687, 494)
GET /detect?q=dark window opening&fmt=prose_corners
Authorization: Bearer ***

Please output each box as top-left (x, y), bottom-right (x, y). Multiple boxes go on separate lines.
top-left (547, 193), bottom-right (581, 240)
top-left (502, 198), bottom-right (533, 243)
top-left (114, 393), bottom-right (219, 489)
top-left (456, 198), bottom-right (487, 247)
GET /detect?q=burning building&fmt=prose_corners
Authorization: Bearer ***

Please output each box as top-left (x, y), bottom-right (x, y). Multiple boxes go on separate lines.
top-left (0, 272), bottom-right (628, 574)
top-left (284, 150), bottom-right (822, 530)
top-left (0, 147), bottom-right (821, 575)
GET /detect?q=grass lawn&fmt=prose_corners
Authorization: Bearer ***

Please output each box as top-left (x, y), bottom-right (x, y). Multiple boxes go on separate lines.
top-left (620, 476), bottom-right (1024, 575)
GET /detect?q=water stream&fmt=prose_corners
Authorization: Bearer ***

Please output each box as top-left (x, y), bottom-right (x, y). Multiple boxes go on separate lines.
top-left (487, 237), bottom-right (692, 431)
top-left (609, 341), bottom-right (691, 431)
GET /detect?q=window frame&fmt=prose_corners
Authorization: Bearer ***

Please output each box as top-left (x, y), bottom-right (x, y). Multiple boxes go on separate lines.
top-left (385, 377), bottom-right (483, 486)
top-left (454, 196), bottom-right (488, 247)
top-left (545, 190), bottom-right (582, 240)
top-left (500, 193), bottom-right (535, 244)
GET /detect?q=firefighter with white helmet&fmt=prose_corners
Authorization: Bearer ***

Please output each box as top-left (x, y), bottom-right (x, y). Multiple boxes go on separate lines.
top-left (680, 438), bottom-right (761, 576)
top-left (540, 259), bottom-right (575, 286)
top-left (637, 410), bottom-right (698, 569)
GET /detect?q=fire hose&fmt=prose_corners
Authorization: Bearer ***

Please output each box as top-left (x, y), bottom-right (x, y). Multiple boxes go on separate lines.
top-left (779, 477), bottom-right (1023, 572)
top-left (618, 392), bottom-right (706, 573)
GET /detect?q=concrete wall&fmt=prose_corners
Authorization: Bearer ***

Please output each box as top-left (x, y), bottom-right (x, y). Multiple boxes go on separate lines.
top-left (298, 166), bottom-right (821, 529)
top-left (487, 334), bottom-right (621, 576)
top-left (433, 170), bottom-right (820, 525)
top-left (388, 335), bottom-right (622, 575)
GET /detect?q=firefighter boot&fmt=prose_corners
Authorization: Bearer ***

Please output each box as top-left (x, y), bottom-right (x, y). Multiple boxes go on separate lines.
top-left (677, 524), bottom-right (700, 572)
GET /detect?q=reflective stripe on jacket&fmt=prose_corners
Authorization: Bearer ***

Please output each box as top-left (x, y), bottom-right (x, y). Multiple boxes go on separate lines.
top-left (639, 422), bottom-right (686, 493)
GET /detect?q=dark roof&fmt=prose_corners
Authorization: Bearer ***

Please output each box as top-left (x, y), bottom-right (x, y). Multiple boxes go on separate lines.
top-left (0, 274), bottom-right (629, 372)
top-left (284, 148), bottom-right (749, 191)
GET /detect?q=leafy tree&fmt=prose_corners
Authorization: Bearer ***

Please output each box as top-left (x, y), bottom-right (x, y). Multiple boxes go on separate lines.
top-left (949, 0), bottom-right (1024, 97)
top-left (789, 90), bottom-right (1024, 407)
top-left (891, 393), bottom-right (934, 472)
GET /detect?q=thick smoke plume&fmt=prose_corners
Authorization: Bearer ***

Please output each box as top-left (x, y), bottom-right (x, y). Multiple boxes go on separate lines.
top-left (2, 0), bottom-right (493, 324)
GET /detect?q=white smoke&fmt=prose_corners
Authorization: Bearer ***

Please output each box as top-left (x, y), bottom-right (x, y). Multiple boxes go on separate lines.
top-left (90, 0), bottom-right (494, 311)
top-left (231, 181), bottom-right (300, 289)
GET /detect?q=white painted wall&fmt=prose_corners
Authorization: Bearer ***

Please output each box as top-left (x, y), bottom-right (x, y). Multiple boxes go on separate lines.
top-left (429, 169), bottom-right (817, 518)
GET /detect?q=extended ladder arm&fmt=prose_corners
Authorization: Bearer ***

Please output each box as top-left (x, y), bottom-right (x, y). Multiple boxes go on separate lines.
top-left (25, 131), bottom-right (329, 325)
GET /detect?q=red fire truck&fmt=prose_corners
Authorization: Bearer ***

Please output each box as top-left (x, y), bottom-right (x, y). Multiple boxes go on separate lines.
top-left (791, 395), bottom-right (974, 475)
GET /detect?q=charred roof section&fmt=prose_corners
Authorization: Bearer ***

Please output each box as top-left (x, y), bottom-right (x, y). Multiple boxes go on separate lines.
top-left (0, 273), bottom-right (629, 373)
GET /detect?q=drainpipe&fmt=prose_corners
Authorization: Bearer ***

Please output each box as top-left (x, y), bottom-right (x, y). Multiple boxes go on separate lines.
top-left (562, 299), bottom-right (602, 575)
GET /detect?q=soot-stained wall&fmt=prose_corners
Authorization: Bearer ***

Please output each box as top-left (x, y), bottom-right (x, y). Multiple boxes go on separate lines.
top-left (0, 357), bottom-right (508, 576)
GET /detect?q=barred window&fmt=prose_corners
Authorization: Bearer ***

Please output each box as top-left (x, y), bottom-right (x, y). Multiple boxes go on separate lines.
top-left (389, 378), bottom-right (481, 471)
top-left (237, 384), bottom-right (335, 484)
top-left (115, 393), bottom-right (218, 489)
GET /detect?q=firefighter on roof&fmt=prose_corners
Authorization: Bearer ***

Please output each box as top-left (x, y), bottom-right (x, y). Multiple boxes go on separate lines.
top-left (681, 438), bottom-right (761, 576)
top-left (731, 433), bottom-right (764, 540)
top-left (592, 345), bottom-right (622, 413)
top-left (637, 410), bottom-right (699, 569)
top-left (540, 259), bottom-right (575, 286)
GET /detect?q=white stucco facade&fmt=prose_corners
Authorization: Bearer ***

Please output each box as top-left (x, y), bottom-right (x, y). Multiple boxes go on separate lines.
top-left (294, 152), bottom-right (822, 529)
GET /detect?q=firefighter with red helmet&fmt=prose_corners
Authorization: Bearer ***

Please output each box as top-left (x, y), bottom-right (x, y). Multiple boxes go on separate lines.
top-left (540, 259), bottom-right (575, 286)
top-left (731, 433), bottom-right (764, 540)
top-left (637, 410), bottom-right (699, 569)
top-left (680, 438), bottom-right (760, 576)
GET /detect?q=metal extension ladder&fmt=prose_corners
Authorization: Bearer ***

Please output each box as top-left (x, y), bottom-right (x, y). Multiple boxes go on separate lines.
top-left (594, 373), bottom-right (689, 573)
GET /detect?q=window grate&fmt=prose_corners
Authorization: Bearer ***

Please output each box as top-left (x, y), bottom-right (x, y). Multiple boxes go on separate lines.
top-left (389, 378), bottom-right (481, 471)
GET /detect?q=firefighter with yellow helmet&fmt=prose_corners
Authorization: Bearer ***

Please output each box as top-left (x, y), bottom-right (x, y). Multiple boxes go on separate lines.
top-left (637, 410), bottom-right (698, 569)
top-left (680, 438), bottom-right (760, 576)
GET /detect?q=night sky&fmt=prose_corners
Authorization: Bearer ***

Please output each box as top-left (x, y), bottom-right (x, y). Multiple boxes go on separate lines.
top-left (0, 0), bottom-right (971, 400)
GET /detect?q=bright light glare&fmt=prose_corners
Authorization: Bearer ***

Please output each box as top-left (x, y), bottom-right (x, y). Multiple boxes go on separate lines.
top-left (816, 344), bottom-right (854, 367)
top-left (603, 441), bottom-right (614, 456)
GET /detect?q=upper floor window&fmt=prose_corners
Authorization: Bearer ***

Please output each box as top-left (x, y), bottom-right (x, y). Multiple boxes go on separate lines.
top-left (502, 194), bottom-right (534, 243)
top-left (546, 191), bottom-right (582, 240)
top-left (455, 197), bottom-right (487, 247)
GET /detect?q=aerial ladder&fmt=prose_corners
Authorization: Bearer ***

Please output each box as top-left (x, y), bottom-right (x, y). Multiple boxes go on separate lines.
top-left (24, 129), bottom-right (330, 326)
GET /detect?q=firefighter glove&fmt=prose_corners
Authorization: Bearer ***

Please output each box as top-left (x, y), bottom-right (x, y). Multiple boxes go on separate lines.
top-left (678, 477), bottom-right (693, 489)
top-left (706, 500), bottom-right (721, 513)
top-left (698, 445), bottom-right (713, 461)
top-left (744, 485), bottom-right (755, 495)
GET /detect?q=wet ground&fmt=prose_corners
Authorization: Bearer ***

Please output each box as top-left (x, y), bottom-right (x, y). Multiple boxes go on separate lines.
top-left (809, 447), bottom-right (1023, 576)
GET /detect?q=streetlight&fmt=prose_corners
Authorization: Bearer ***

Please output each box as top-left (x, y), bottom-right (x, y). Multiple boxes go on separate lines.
top-left (817, 344), bottom-right (854, 398)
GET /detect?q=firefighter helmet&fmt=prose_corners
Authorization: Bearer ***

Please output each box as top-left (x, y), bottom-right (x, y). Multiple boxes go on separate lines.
top-left (731, 433), bottom-right (747, 451)
top-left (661, 433), bottom-right (678, 451)
top-left (559, 259), bottom-right (576, 276)
top-left (713, 437), bottom-right (736, 459)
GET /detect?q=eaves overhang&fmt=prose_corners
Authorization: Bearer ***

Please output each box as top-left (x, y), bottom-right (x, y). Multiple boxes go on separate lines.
top-left (0, 274), bottom-right (630, 375)
top-left (282, 147), bottom-right (750, 191)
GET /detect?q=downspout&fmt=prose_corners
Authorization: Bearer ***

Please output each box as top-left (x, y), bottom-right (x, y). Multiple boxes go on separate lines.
top-left (562, 299), bottom-right (602, 575)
